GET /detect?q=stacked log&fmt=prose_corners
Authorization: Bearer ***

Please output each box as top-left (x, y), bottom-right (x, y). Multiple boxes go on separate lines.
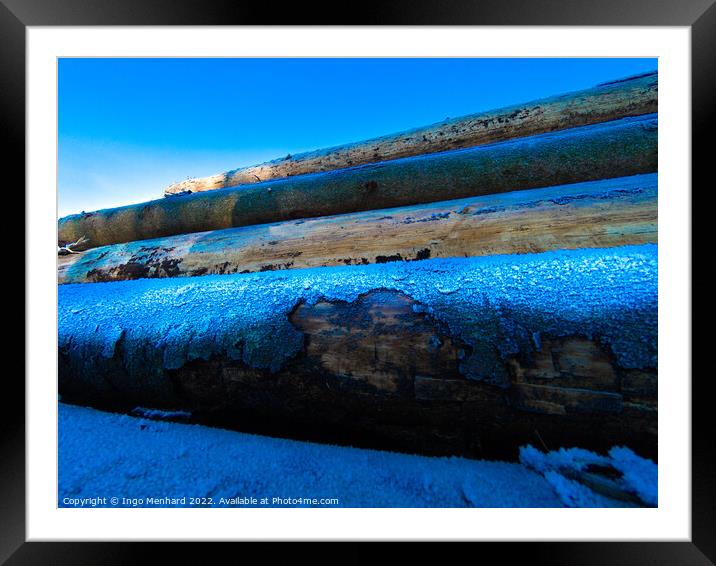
top-left (58, 173), bottom-right (657, 284)
top-left (58, 71), bottom-right (659, 460)
top-left (163, 71), bottom-right (657, 196)
top-left (58, 114), bottom-right (657, 251)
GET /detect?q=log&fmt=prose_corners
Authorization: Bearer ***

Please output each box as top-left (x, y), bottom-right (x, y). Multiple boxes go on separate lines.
top-left (59, 245), bottom-right (657, 459)
top-left (58, 114), bottom-right (658, 251)
top-left (163, 71), bottom-right (658, 196)
top-left (58, 173), bottom-right (658, 284)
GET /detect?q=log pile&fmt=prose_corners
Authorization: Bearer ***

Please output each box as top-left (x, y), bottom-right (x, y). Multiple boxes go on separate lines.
top-left (58, 114), bottom-right (657, 250)
top-left (59, 174), bottom-right (657, 284)
top-left (58, 71), bottom-right (658, 460)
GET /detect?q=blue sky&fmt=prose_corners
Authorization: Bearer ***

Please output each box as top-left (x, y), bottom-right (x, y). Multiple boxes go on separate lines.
top-left (58, 58), bottom-right (656, 217)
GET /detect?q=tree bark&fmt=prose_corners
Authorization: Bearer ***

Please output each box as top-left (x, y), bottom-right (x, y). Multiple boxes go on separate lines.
top-left (59, 245), bottom-right (657, 459)
top-left (163, 71), bottom-right (658, 196)
top-left (58, 115), bottom-right (657, 251)
top-left (58, 173), bottom-right (657, 284)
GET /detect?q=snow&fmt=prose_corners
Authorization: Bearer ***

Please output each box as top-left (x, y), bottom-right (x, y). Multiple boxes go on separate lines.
top-left (519, 445), bottom-right (657, 507)
top-left (130, 406), bottom-right (192, 421)
top-left (519, 444), bottom-right (610, 473)
top-left (609, 446), bottom-right (658, 506)
top-left (59, 403), bottom-right (565, 508)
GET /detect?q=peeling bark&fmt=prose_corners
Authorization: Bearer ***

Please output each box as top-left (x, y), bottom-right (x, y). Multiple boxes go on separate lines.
top-left (58, 174), bottom-right (658, 284)
top-left (163, 71), bottom-right (658, 196)
top-left (58, 246), bottom-right (657, 458)
top-left (58, 115), bottom-right (658, 251)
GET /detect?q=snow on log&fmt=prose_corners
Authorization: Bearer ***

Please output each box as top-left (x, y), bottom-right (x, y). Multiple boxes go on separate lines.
top-left (163, 71), bottom-right (658, 196)
top-left (58, 114), bottom-right (658, 251)
top-left (58, 245), bottom-right (657, 458)
top-left (58, 174), bottom-right (658, 284)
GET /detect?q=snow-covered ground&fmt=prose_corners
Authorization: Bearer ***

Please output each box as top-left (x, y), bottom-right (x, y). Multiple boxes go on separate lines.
top-left (58, 403), bottom-right (655, 508)
top-left (59, 403), bottom-right (562, 507)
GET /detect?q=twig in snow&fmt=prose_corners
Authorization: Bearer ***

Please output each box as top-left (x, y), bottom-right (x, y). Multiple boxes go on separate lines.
top-left (534, 429), bottom-right (550, 452)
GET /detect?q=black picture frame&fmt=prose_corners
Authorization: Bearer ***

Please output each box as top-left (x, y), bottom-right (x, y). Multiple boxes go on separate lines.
top-left (5, 0), bottom-right (709, 562)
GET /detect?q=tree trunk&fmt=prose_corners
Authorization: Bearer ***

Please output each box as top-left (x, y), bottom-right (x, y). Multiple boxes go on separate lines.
top-left (58, 115), bottom-right (657, 251)
top-left (163, 71), bottom-right (658, 196)
top-left (59, 245), bottom-right (657, 459)
top-left (58, 173), bottom-right (657, 284)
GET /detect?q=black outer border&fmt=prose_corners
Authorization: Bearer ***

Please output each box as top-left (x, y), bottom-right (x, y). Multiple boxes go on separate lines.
top-left (5, 0), bottom-right (710, 562)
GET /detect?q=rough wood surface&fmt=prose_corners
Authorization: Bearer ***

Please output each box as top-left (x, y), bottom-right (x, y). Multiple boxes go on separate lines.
top-left (58, 174), bottom-right (657, 284)
top-left (58, 246), bottom-right (657, 458)
top-left (164, 71), bottom-right (658, 196)
top-left (58, 115), bottom-right (658, 251)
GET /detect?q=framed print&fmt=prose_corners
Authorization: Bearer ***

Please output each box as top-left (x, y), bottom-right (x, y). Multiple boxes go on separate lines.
top-left (6, 0), bottom-right (710, 561)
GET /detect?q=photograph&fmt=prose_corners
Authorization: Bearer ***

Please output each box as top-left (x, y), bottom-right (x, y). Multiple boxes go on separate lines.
top-left (56, 56), bottom-right (659, 509)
